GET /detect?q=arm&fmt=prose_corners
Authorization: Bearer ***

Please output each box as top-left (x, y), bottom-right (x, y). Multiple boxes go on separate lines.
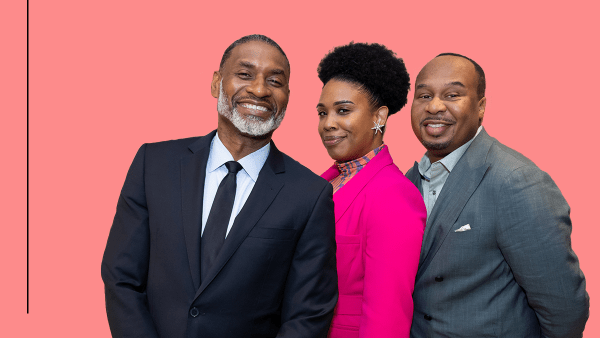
top-left (101, 144), bottom-right (159, 338)
top-left (496, 165), bottom-right (589, 338)
top-left (359, 180), bottom-right (426, 337)
top-left (277, 183), bottom-right (338, 338)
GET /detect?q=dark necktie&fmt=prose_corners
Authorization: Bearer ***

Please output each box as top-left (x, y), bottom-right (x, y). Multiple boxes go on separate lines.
top-left (201, 161), bottom-right (243, 281)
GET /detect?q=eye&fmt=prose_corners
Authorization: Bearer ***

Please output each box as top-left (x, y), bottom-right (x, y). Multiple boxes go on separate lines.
top-left (237, 72), bottom-right (251, 79)
top-left (317, 110), bottom-right (327, 116)
top-left (268, 78), bottom-right (283, 87)
top-left (419, 94), bottom-right (432, 99)
top-left (338, 108), bottom-right (350, 114)
top-left (446, 93), bottom-right (460, 99)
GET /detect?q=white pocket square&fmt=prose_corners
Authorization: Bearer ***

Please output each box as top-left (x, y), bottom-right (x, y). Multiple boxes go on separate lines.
top-left (455, 224), bottom-right (471, 232)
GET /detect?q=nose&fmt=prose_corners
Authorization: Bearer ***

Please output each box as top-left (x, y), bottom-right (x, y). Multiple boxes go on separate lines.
top-left (426, 96), bottom-right (447, 115)
top-left (321, 112), bottom-right (338, 131)
top-left (246, 76), bottom-right (271, 98)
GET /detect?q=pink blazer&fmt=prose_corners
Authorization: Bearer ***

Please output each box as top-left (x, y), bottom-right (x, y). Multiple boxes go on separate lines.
top-left (322, 146), bottom-right (426, 338)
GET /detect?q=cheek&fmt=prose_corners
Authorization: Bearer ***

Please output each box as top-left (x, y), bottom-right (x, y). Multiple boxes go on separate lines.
top-left (348, 121), bottom-right (373, 145)
top-left (275, 92), bottom-right (289, 108)
top-left (317, 119), bottom-right (325, 136)
top-left (410, 107), bottom-right (422, 126)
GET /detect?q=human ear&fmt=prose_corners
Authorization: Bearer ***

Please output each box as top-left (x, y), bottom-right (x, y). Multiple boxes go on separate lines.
top-left (375, 106), bottom-right (389, 126)
top-left (477, 97), bottom-right (486, 124)
top-left (211, 71), bottom-right (221, 98)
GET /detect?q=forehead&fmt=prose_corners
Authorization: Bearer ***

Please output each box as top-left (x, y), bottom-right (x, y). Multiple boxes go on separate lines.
top-left (222, 41), bottom-right (290, 76)
top-left (416, 56), bottom-right (478, 89)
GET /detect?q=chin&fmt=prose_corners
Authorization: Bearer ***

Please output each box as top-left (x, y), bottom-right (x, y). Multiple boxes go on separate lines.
top-left (420, 136), bottom-right (452, 151)
top-left (327, 151), bottom-right (345, 162)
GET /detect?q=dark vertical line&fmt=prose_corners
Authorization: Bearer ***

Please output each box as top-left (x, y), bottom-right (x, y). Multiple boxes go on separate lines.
top-left (27, 0), bottom-right (30, 314)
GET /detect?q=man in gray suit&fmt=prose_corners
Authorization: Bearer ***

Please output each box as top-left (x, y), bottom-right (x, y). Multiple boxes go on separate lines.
top-left (405, 53), bottom-right (589, 337)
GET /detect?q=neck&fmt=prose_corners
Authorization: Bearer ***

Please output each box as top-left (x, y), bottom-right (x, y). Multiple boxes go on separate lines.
top-left (217, 119), bottom-right (272, 161)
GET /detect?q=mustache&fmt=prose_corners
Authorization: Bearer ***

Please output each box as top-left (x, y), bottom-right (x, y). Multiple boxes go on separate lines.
top-left (420, 116), bottom-right (455, 124)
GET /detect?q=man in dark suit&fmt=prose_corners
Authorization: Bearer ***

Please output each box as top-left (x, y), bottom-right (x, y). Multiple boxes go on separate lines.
top-left (101, 34), bottom-right (338, 338)
top-left (406, 53), bottom-right (589, 337)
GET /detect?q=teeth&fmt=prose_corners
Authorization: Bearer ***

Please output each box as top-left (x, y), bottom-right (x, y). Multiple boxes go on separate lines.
top-left (241, 103), bottom-right (269, 112)
top-left (428, 124), bottom-right (445, 128)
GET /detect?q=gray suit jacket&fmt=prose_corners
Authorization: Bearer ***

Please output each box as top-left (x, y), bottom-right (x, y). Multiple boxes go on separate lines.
top-left (406, 128), bottom-right (589, 338)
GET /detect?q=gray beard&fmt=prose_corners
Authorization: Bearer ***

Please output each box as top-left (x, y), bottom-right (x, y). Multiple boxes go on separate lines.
top-left (217, 80), bottom-right (285, 137)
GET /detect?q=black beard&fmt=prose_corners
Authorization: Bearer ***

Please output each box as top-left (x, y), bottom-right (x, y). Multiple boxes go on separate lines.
top-left (421, 138), bottom-right (452, 151)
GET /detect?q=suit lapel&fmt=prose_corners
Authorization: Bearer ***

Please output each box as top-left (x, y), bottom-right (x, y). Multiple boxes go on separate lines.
top-left (193, 142), bottom-right (286, 299)
top-left (405, 161), bottom-right (422, 192)
top-left (416, 129), bottom-right (493, 280)
top-left (327, 147), bottom-right (393, 223)
top-left (181, 131), bottom-right (216, 290)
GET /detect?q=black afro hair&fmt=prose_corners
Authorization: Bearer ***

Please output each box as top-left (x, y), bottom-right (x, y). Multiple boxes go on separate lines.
top-left (317, 42), bottom-right (410, 116)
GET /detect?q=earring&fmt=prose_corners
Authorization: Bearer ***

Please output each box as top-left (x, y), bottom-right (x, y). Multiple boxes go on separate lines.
top-left (371, 118), bottom-right (384, 134)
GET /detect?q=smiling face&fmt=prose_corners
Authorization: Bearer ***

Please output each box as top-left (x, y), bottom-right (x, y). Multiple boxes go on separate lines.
top-left (317, 79), bottom-right (387, 162)
top-left (211, 40), bottom-right (290, 138)
top-left (411, 55), bottom-right (486, 162)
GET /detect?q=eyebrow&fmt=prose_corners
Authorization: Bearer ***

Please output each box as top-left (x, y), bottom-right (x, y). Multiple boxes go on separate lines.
top-left (416, 81), bottom-right (466, 89)
top-left (238, 61), bottom-right (257, 69)
top-left (316, 100), bottom-right (354, 109)
top-left (447, 81), bottom-right (466, 88)
top-left (238, 61), bottom-right (287, 78)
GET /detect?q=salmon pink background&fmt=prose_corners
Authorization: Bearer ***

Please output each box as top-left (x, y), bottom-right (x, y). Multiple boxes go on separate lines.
top-left (3, 0), bottom-right (598, 336)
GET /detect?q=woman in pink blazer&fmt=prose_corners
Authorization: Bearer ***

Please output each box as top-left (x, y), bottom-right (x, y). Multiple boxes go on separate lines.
top-left (316, 43), bottom-right (427, 337)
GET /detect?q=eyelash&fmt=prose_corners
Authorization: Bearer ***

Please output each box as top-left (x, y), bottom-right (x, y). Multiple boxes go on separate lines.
top-left (237, 73), bottom-right (283, 87)
top-left (317, 108), bottom-right (350, 116)
top-left (418, 94), bottom-right (459, 99)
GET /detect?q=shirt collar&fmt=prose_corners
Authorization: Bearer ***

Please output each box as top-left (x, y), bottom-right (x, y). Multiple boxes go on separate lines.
top-left (207, 132), bottom-right (270, 182)
top-left (418, 125), bottom-right (482, 177)
top-left (336, 144), bottom-right (385, 176)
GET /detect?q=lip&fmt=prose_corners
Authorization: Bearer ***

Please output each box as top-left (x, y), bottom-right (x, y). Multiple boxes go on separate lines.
top-left (423, 121), bottom-right (453, 137)
top-left (236, 101), bottom-right (273, 113)
top-left (322, 135), bottom-right (346, 147)
top-left (422, 119), bottom-right (453, 127)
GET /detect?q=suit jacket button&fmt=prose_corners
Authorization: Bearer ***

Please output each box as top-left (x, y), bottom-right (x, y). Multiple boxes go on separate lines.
top-left (435, 276), bottom-right (444, 282)
top-left (424, 314), bottom-right (432, 321)
top-left (190, 307), bottom-right (200, 317)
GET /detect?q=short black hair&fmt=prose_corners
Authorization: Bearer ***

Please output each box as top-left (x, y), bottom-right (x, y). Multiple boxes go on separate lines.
top-left (220, 34), bottom-right (288, 69)
top-left (436, 53), bottom-right (486, 99)
top-left (317, 42), bottom-right (410, 116)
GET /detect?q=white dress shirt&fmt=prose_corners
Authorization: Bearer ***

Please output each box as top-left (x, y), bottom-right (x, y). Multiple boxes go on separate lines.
top-left (201, 133), bottom-right (270, 237)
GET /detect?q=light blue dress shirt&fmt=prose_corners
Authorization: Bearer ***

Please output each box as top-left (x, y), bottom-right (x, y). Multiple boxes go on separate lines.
top-left (201, 133), bottom-right (270, 237)
top-left (418, 126), bottom-right (482, 216)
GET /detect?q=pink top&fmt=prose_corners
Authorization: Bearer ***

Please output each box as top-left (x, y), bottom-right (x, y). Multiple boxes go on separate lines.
top-left (322, 146), bottom-right (426, 338)
top-left (329, 144), bottom-right (385, 193)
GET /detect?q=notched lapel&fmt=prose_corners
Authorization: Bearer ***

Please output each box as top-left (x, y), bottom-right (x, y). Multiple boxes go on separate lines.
top-left (416, 131), bottom-right (493, 280)
top-left (405, 161), bottom-right (422, 191)
top-left (181, 132), bottom-right (215, 290)
top-left (193, 143), bottom-right (285, 299)
top-left (333, 147), bottom-right (393, 223)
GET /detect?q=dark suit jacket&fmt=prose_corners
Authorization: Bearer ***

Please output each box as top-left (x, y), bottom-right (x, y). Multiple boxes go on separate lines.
top-left (101, 130), bottom-right (338, 338)
top-left (406, 128), bottom-right (589, 338)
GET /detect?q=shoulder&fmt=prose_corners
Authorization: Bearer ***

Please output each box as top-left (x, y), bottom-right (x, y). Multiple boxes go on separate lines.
top-left (473, 136), bottom-right (564, 205)
top-left (279, 151), bottom-right (330, 191)
top-left (364, 161), bottom-right (425, 212)
top-left (487, 138), bottom-right (537, 171)
top-left (484, 136), bottom-right (551, 184)
top-left (144, 135), bottom-right (203, 158)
